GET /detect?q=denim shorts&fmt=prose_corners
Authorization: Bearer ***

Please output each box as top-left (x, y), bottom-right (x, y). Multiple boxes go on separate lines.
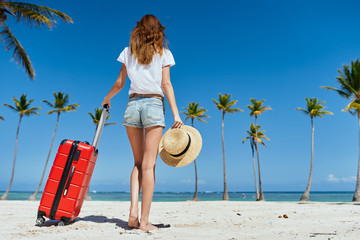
top-left (122, 97), bottom-right (165, 128)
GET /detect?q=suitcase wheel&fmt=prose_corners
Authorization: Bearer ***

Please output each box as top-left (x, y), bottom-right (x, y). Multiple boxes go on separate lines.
top-left (36, 217), bottom-right (45, 225)
top-left (58, 220), bottom-right (65, 226)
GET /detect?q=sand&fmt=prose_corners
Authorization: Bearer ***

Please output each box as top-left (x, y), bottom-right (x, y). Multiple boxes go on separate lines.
top-left (0, 200), bottom-right (359, 240)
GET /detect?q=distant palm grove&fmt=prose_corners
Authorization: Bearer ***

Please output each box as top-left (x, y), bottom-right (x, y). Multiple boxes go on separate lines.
top-left (1, 59), bottom-right (360, 202)
top-left (1, 2), bottom-right (360, 203)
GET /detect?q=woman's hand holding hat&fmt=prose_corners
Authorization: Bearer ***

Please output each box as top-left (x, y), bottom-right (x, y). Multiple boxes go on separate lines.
top-left (159, 125), bottom-right (202, 167)
top-left (171, 114), bottom-right (183, 129)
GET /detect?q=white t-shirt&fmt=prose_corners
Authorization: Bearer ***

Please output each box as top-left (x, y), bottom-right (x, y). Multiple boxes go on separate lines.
top-left (117, 47), bottom-right (175, 97)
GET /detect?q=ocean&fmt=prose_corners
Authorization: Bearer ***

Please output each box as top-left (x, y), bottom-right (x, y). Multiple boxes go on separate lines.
top-left (0, 191), bottom-right (355, 202)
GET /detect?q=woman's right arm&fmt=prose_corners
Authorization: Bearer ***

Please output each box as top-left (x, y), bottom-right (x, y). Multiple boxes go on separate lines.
top-left (102, 63), bottom-right (127, 108)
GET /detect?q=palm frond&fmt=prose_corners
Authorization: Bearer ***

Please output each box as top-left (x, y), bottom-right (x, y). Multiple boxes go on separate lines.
top-left (320, 86), bottom-right (351, 98)
top-left (46, 110), bottom-right (57, 115)
top-left (62, 104), bottom-right (78, 112)
top-left (248, 98), bottom-right (271, 116)
top-left (297, 97), bottom-right (333, 118)
top-left (104, 122), bottom-right (117, 126)
top-left (0, 116), bottom-right (4, 121)
top-left (88, 112), bottom-right (95, 120)
top-left (8, 2), bottom-right (73, 29)
top-left (0, 23), bottom-right (34, 79)
top-left (42, 100), bottom-right (54, 108)
top-left (197, 118), bottom-right (208, 123)
top-left (3, 103), bottom-right (16, 112)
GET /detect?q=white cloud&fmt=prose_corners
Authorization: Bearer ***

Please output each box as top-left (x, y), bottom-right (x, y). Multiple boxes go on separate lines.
top-left (180, 179), bottom-right (192, 184)
top-left (180, 179), bottom-right (207, 184)
top-left (341, 176), bottom-right (356, 183)
top-left (326, 174), bottom-right (356, 183)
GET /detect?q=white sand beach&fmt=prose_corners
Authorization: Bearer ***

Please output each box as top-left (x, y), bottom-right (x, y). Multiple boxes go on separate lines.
top-left (0, 200), bottom-right (359, 240)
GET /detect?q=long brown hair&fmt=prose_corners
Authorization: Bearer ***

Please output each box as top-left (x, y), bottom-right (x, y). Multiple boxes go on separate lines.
top-left (130, 14), bottom-right (168, 65)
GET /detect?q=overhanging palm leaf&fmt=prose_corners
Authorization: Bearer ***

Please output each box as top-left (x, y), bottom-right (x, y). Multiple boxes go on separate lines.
top-left (0, 115), bottom-right (4, 120)
top-left (0, 23), bottom-right (34, 79)
top-left (0, 1), bottom-right (73, 80)
top-left (8, 2), bottom-right (73, 28)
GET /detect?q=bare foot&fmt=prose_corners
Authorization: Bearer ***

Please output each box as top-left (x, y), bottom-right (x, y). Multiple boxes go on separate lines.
top-left (128, 215), bottom-right (139, 228)
top-left (139, 221), bottom-right (158, 231)
top-left (128, 207), bottom-right (139, 228)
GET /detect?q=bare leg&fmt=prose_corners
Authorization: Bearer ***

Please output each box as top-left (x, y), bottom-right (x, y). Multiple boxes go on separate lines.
top-left (126, 126), bottom-right (144, 228)
top-left (140, 126), bottom-right (163, 231)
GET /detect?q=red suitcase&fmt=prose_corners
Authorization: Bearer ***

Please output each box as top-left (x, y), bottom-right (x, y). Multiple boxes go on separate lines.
top-left (36, 105), bottom-right (108, 226)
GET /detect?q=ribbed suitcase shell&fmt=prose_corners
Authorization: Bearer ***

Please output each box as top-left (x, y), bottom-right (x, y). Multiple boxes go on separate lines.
top-left (37, 139), bottom-right (97, 224)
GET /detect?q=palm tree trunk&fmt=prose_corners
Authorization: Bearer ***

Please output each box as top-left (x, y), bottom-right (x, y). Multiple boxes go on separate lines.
top-left (1, 116), bottom-right (22, 200)
top-left (251, 142), bottom-right (259, 200)
top-left (222, 111), bottom-right (229, 200)
top-left (300, 117), bottom-right (314, 201)
top-left (255, 116), bottom-right (265, 201)
top-left (353, 113), bottom-right (360, 202)
top-left (191, 118), bottom-right (199, 201)
top-left (29, 114), bottom-right (60, 200)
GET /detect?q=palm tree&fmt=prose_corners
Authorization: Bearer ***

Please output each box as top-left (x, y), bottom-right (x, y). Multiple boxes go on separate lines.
top-left (321, 59), bottom-right (360, 202)
top-left (0, 115), bottom-right (4, 120)
top-left (181, 102), bottom-right (210, 201)
top-left (247, 98), bottom-right (271, 201)
top-left (212, 94), bottom-right (242, 200)
top-left (28, 92), bottom-right (79, 200)
top-left (296, 98), bottom-right (333, 201)
top-left (86, 107), bottom-right (116, 200)
top-left (0, 0), bottom-right (73, 80)
top-left (242, 123), bottom-right (269, 200)
top-left (1, 94), bottom-right (41, 200)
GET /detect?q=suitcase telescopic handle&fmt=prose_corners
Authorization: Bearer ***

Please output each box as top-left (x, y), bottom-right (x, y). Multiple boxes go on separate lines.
top-left (92, 104), bottom-right (109, 150)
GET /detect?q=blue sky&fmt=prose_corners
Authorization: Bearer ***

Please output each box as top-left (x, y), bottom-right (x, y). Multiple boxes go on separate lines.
top-left (0, 0), bottom-right (360, 193)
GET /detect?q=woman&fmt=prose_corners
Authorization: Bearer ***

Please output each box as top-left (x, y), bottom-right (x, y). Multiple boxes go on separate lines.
top-left (102, 14), bottom-right (183, 231)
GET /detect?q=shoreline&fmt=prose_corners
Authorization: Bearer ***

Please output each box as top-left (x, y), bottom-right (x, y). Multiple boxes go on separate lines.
top-left (1, 200), bottom-right (359, 239)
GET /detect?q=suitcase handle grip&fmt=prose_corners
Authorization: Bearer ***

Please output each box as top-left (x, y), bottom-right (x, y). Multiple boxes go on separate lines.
top-left (92, 105), bottom-right (109, 150)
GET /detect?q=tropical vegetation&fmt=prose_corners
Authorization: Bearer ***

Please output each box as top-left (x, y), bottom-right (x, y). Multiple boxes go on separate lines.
top-left (247, 98), bottom-right (271, 201)
top-left (243, 123), bottom-right (269, 200)
top-left (213, 93), bottom-right (242, 200)
top-left (321, 59), bottom-right (360, 202)
top-left (86, 107), bottom-right (116, 200)
top-left (28, 92), bottom-right (79, 200)
top-left (296, 97), bottom-right (333, 201)
top-left (1, 94), bottom-right (41, 200)
top-left (182, 102), bottom-right (209, 201)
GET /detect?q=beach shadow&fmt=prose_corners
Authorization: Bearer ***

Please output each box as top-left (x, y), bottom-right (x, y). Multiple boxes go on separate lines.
top-left (35, 219), bottom-right (76, 227)
top-left (80, 215), bottom-right (171, 230)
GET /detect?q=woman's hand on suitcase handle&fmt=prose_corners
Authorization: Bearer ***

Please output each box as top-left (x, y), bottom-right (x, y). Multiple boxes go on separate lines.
top-left (102, 97), bottom-right (111, 109)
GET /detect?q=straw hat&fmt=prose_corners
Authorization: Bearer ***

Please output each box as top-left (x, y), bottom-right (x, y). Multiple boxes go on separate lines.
top-left (159, 125), bottom-right (202, 167)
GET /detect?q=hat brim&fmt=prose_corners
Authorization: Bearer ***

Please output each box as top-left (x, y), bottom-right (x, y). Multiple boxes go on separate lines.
top-left (159, 125), bottom-right (202, 167)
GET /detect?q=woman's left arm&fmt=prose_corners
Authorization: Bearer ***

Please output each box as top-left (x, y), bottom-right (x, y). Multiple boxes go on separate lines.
top-left (102, 63), bottom-right (127, 108)
top-left (162, 65), bottom-right (183, 129)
